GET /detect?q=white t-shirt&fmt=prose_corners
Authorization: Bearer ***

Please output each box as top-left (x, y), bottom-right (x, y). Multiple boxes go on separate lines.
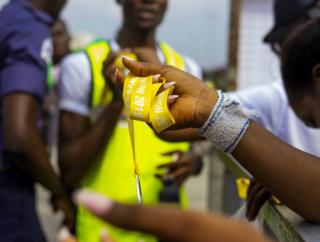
top-left (59, 39), bottom-right (203, 116)
top-left (230, 82), bottom-right (320, 157)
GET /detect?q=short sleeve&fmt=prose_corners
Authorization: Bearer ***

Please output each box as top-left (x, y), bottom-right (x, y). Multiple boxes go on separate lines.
top-left (184, 56), bottom-right (203, 79)
top-left (0, 25), bottom-right (50, 101)
top-left (229, 82), bottom-right (286, 133)
top-left (58, 52), bottom-right (92, 116)
top-left (0, 61), bottom-right (47, 101)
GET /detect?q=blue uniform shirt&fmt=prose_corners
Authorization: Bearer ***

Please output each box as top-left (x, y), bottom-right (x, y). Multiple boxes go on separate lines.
top-left (0, 0), bottom-right (53, 149)
top-left (0, 1), bottom-right (54, 241)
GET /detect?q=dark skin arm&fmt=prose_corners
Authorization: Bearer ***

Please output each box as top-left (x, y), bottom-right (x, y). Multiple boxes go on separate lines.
top-left (3, 93), bottom-right (74, 228)
top-left (59, 102), bottom-right (122, 188)
top-left (74, 190), bottom-right (272, 242)
top-left (233, 121), bottom-right (320, 223)
top-left (59, 56), bottom-right (123, 188)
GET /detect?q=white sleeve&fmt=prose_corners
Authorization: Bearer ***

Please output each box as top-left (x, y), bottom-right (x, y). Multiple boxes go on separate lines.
top-left (229, 82), bottom-right (286, 132)
top-left (59, 52), bottom-right (92, 117)
top-left (184, 56), bottom-right (203, 79)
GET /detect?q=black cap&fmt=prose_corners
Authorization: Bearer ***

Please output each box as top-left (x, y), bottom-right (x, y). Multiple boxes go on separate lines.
top-left (264, 0), bottom-right (318, 43)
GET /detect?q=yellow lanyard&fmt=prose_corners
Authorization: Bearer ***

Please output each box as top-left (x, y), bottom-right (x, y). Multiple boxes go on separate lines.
top-left (122, 73), bottom-right (176, 203)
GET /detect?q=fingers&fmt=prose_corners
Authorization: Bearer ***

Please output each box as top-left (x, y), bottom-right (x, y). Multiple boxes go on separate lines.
top-left (73, 190), bottom-right (114, 217)
top-left (246, 181), bottom-right (263, 220)
top-left (122, 58), bottom-right (171, 77)
top-left (168, 166), bottom-right (191, 185)
top-left (157, 160), bottom-right (189, 170)
top-left (247, 179), bottom-right (257, 198)
top-left (157, 159), bottom-right (192, 186)
top-left (57, 227), bottom-right (77, 242)
top-left (103, 51), bottom-right (126, 82)
top-left (247, 188), bottom-right (271, 221)
top-left (115, 68), bottom-right (126, 92)
top-left (161, 150), bottom-right (183, 157)
top-left (168, 95), bottom-right (179, 105)
top-left (246, 182), bottom-right (271, 221)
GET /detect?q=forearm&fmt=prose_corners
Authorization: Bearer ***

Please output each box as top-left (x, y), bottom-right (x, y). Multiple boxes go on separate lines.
top-left (233, 121), bottom-right (320, 222)
top-left (6, 126), bottom-right (65, 196)
top-left (59, 102), bottom-right (123, 187)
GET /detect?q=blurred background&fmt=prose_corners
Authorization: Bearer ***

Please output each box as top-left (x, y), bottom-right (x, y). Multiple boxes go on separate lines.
top-left (0, 0), bottom-right (229, 69)
top-left (0, 0), bottom-right (283, 241)
top-left (0, 0), bottom-right (281, 86)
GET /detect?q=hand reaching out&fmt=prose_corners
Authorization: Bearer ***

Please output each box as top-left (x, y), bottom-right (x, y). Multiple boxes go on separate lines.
top-left (72, 190), bottom-right (272, 242)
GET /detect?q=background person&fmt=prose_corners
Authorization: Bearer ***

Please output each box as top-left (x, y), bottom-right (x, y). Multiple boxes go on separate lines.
top-left (0, 0), bottom-right (73, 241)
top-left (228, 0), bottom-right (320, 221)
top-left (45, 19), bottom-right (72, 159)
top-left (58, 0), bottom-right (202, 241)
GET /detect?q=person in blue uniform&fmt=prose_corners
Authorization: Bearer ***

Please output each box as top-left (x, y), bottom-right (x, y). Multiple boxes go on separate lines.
top-left (0, 1), bottom-right (72, 241)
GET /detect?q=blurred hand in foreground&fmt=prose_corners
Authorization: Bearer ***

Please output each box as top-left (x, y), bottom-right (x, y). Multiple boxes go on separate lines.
top-left (57, 226), bottom-right (115, 242)
top-left (72, 190), bottom-right (273, 242)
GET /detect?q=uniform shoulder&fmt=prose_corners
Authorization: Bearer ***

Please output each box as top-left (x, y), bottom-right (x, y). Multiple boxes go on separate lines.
top-left (61, 51), bottom-right (89, 69)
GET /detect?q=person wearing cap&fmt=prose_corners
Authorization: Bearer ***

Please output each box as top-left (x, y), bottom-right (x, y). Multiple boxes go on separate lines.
top-left (58, 0), bottom-right (203, 242)
top-left (229, 0), bottom-right (320, 221)
top-left (0, 1), bottom-right (74, 241)
top-left (44, 19), bottom-right (72, 160)
top-left (263, 0), bottom-right (320, 53)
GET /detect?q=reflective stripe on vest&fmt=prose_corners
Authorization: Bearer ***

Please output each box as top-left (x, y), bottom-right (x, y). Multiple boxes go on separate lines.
top-left (77, 39), bottom-right (189, 242)
top-left (85, 39), bottom-right (112, 108)
top-left (160, 42), bottom-right (185, 70)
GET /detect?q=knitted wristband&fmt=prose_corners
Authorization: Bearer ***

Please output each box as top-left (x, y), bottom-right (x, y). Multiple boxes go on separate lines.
top-left (199, 91), bottom-right (256, 153)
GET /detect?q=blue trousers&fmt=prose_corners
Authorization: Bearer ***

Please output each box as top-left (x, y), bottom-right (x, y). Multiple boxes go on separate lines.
top-left (0, 169), bottom-right (46, 242)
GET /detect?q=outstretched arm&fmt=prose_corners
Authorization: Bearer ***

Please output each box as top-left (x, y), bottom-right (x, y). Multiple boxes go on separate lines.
top-left (234, 121), bottom-right (320, 222)
top-left (120, 59), bottom-right (320, 222)
top-left (74, 190), bottom-right (272, 242)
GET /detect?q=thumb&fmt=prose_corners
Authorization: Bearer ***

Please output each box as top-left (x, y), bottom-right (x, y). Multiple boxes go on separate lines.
top-left (115, 68), bottom-right (126, 92)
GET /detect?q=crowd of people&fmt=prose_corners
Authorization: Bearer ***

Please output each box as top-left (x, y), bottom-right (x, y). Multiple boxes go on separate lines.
top-left (0, 0), bottom-right (320, 241)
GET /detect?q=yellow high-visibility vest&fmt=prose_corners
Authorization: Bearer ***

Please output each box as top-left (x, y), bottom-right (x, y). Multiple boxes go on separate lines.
top-left (77, 39), bottom-right (189, 242)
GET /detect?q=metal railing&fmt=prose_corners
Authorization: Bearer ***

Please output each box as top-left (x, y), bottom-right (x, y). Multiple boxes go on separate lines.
top-left (207, 150), bottom-right (320, 242)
